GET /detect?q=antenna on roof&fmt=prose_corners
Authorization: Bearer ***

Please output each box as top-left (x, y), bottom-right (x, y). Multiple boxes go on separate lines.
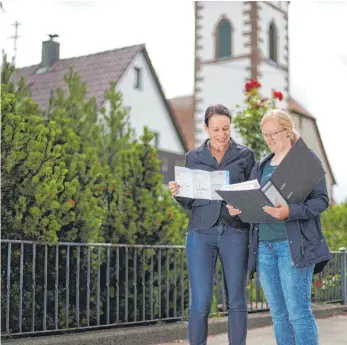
top-left (10, 20), bottom-right (21, 65)
top-left (0, 1), bottom-right (6, 14)
top-left (48, 34), bottom-right (59, 40)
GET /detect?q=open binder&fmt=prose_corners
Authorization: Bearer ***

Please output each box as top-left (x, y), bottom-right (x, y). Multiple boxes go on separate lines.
top-left (215, 138), bottom-right (326, 223)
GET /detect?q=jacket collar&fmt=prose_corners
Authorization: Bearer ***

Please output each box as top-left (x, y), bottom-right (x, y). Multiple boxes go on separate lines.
top-left (196, 138), bottom-right (238, 168)
top-left (254, 152), bottom-right (274, 181)
top-left (259, 152), bottom-right (274, 168)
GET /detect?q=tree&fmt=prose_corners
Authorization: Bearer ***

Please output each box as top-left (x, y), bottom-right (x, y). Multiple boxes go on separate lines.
top-left (96, 85), bottom-right (188, 323)
top-left (1, 74), bottom-right (72, 242)
top-left (1, 63), bottom-right (105, 244)
top-left (97, 84), bottom-right (187, 245)
top-left (1, 55), bottom-right (189, 331)
top-left (1, 60), bottom-right (105, 332)
top-left (45, 70), bottom-right (106, 243)
top-left (232, 79), bottom-right (284, 160)
top-left (321, 202), bottom-right (347, 250)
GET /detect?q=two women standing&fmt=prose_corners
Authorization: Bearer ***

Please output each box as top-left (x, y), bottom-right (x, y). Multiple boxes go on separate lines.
top-left (169, 106), bottom-right (330, 345)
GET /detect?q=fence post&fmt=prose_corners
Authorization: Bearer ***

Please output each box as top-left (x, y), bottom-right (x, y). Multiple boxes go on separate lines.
top-left (340, 249), bottom-right (347, 305)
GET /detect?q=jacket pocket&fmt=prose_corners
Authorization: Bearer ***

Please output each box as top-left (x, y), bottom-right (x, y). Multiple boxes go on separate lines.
top-left (299, 219), bottom-right (318, 243)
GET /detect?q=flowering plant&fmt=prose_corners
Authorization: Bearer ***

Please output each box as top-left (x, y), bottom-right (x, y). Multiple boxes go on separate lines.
top-left (232, 80), bottom-right (284, 159)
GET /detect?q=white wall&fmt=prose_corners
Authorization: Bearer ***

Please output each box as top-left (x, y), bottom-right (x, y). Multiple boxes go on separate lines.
top-left (195, 1), bottom-right (251, 145)
top-left (195, 59), bottom-right (249, 144)
top-left (195, 1), bottom-right (290, 145)
top-left (116, 52), bottom-right (185, 154)
top-left (259, 61), bottom-right (288, 107)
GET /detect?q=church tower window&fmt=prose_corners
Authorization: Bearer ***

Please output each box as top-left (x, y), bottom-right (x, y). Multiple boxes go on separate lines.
top-left (269, 21), bottom-right (278, 62)
top-left (215, 19), bottom-right (232, 59)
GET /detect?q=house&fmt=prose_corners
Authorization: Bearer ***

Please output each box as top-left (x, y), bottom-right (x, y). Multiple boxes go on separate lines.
top-left (11, 37), bottom-right (187, 184)
top-left (169, 1), bottom-right (336, 201)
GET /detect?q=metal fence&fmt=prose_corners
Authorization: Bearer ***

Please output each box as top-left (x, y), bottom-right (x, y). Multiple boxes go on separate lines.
top-left (1, 239), bottom-right (346, 338)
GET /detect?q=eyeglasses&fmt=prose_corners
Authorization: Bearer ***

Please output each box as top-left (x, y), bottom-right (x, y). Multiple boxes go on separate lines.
top-left (262, 128), bottom-right (287, 140)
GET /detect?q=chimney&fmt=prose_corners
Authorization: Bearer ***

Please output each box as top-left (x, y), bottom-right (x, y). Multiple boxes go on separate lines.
top-left (41, 34), bottom-right (60, 68)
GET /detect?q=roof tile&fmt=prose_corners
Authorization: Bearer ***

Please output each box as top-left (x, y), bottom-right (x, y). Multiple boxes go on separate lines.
top-left (11, 44), bottom-right (144, 108)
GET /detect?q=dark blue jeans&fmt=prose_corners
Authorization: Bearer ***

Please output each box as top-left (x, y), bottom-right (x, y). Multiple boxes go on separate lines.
top-left (258, 240), bottom-right (318, 345)
top-left (186, 220), bottom-right (248, 345)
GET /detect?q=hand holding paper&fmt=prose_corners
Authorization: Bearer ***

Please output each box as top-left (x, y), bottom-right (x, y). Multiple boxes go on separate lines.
top-left (226, 204), bottom-right (242, 217)
top-left (174, 166), bottom-right (229, 200)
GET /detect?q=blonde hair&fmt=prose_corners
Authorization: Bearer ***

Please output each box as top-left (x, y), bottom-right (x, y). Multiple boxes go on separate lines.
top-left (261, 109), bottom-right (300, 146)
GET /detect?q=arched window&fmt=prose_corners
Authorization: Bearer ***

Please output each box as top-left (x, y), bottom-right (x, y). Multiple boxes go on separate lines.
top-left (216, 19), bottom-right (232, 59)
top-left (269, 21), bottom-right (278, 62)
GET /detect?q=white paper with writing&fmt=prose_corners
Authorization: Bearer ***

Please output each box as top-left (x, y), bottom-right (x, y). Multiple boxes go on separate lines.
top-left (175, 166), bottom-right (229, 200)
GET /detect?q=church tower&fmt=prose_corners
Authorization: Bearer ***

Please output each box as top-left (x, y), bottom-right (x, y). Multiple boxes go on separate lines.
top-left (194, 1), bottom-right (290, 146)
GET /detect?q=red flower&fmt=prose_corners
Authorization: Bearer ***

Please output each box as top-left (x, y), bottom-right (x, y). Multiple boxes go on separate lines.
top-left (314, 279), bottom-right (323, 289)
top-left (245, 79), bottom-right (261, 92)
top-left (67, 199), bottom-right (76, 207)
top-left (273, 91), bottom-right (283, 101)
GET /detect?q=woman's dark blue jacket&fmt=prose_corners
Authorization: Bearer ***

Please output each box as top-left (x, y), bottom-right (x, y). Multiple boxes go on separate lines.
top-left (248, 152), bottom-right (331, 279)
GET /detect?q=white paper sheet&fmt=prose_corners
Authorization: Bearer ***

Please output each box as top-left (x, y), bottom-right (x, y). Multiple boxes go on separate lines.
top-left (174, 166), bottom-right (229, 200)
top-left (219, 179), bottom-right (260, 191)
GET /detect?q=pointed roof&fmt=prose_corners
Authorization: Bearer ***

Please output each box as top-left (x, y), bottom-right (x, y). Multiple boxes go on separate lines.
top-left (12, 44), bottom-right (144, 109)
top-left (289, 97), bottom-right (336, 185)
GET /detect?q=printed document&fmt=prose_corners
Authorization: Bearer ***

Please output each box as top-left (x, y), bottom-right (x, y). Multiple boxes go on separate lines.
top-left (219, 179), bottom-right (261, 191)
top-left (174, 166), bottom-right (229, 200)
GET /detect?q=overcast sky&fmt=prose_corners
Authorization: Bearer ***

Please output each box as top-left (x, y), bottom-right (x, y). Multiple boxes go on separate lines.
top-left (1, 0), bottom-right (347, 203)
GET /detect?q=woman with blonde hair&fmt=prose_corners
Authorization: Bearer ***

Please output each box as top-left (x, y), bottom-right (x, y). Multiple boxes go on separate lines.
top-left (227, 109), bottom-right (331, 345)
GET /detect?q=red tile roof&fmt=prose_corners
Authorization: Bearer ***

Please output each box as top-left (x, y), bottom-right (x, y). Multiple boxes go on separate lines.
top-left (288, 97), bottom-right (315, 119)
top-left (288, 98), bottom-right (336, 185)
top-left (11, 44), bottom-right (144, 108)
top-left (168, 95), bottom-right (196, 151)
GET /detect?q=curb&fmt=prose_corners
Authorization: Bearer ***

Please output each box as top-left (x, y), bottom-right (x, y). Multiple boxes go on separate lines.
top-left (3, 305), bottom-right (347, 345)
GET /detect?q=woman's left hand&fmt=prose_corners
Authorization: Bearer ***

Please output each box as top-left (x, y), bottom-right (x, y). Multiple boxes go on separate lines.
top-left (226, 204), bottom-right (242, 217)
top-left (263, 203), bottom-right (290, 220)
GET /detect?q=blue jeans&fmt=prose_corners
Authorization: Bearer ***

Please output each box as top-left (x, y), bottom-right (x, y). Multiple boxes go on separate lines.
top-left (186, 220), bottom-right (248, 345)
top-left (258, 240), bottom-right (318, 345)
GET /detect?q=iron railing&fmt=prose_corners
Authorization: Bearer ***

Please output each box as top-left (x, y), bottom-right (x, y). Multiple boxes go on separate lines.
top-left (1, 239), bottom-right (346, 338)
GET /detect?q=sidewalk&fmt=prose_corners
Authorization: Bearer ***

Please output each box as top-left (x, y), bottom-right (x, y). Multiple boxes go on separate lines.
top-left (158, 315), bottom-right (347, 345)
top-left (3, 305), bottom-right (346, 345)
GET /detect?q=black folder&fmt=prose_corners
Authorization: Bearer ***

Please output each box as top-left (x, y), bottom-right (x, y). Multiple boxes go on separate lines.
top-left (216, 138), bottom-right (326, 223)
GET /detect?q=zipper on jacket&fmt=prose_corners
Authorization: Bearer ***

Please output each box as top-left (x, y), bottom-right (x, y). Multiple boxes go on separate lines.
top-left (297, 220), bottom-right (305, 255)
